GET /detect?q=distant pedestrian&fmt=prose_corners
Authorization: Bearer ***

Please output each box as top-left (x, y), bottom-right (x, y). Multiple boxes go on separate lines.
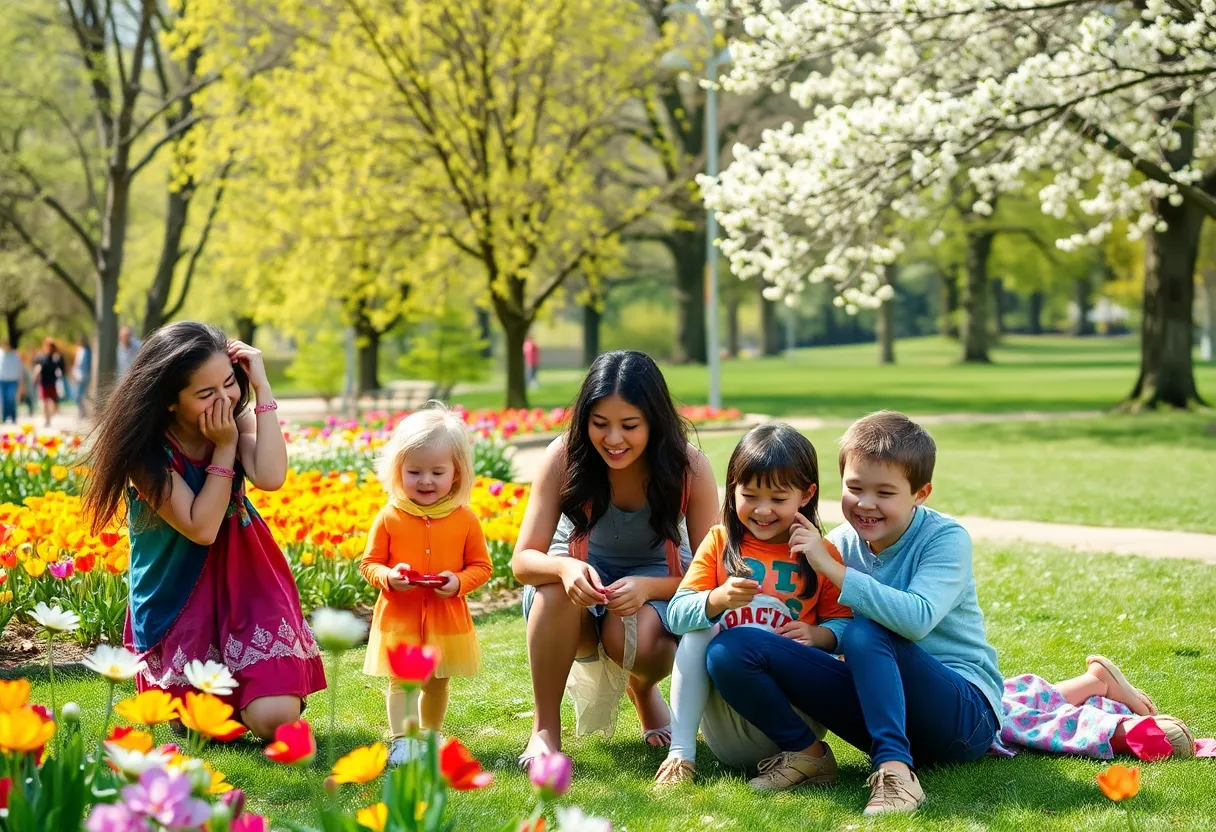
top-left (524, 336), bottom-right (540, 391)
top-left (117, 325), bottom-right (142, 378)
top-left (0, 339), bottom-right (22, 424)
top-left (73, 334), bottom-right (93, 419)
top-left (33, 338), bottom-right (67, 427)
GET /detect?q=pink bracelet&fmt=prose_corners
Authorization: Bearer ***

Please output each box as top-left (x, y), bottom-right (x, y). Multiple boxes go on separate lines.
top-left (206, 465), bottom-right (235, 479)
top-left (254, 400), bottom-right (278, 414)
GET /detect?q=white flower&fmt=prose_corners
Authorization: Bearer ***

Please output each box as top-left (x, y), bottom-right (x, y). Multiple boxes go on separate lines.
top-left (30, 602), bottom-right (80, 634)
top-left (104, 744), bottom-right (174, 779)
top-left (183, 660), bottom-right (239, 696)
top-left (310, 608), bottom-right (368, 652)
top-left (83, 644), bottom-right (147, 682)
top-left (555, 807), bottom-right (612, 832)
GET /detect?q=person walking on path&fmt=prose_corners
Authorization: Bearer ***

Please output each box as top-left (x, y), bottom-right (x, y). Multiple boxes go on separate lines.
top-left (33, 338), bottom-right (67, 428)
top-left (117, 325), bottom-right (142, 378)
top-left (524, 336), bottom-right (540, 391)
top-left (72, 334), bottom-right (93, 419)
top-left (0, 339), bottom-right (23, 424)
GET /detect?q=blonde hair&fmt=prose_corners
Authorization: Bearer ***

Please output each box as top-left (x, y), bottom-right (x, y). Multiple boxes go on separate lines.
top-left (376, 403), bottom-right (475, 508)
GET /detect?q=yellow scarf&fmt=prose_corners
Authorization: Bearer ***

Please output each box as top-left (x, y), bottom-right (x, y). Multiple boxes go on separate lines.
top-left (392, 495), bottom-right (460, 519)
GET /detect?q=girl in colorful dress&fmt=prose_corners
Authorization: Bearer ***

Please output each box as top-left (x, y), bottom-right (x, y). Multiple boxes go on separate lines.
top-left (359, 405), bottom-right (493, 766)
top-left (83, 321), bottom-right (325, 740)
top-left (656, 423), bottom-right (852, 786)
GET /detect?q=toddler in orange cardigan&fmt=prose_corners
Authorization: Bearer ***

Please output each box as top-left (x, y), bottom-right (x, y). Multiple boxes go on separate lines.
top-left (360, 404), bottom-right (493, 765)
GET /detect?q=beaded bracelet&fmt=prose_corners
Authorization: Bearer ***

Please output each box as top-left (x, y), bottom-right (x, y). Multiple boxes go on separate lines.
top-left (206, 465), bottom-right (235, 479)
top-left (254, 400), bottom-right (278, 414)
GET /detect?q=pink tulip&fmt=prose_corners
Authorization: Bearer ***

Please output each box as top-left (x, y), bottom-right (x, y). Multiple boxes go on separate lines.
top-left (529, 751), bottom-right (573, 798)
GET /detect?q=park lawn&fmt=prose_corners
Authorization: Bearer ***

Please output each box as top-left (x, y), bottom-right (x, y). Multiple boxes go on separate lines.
top-left (695, 411), bottom-right (1216, 534)
top-left (27, 543), bottom-right (1216, 832)
top-left (455, 335), bottom-right (1216, 417)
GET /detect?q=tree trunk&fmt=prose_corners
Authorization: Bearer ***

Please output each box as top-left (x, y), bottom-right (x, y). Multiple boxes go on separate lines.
top-left (726, 294), bottom-right (740, 358)
top-left (355, 326), bottom-right (381, 395)
top-left (94, 273), bottom-right (121, 395)
top-left (821, 296), bottom-right (839, 344)
top-left (476, 308), bottom-right (493, 358)
top-left (961, 230), bottom-right (994, 363)
top-left (991, 277), bottom-right (1006, 338)
top-left (236, 315), bottom-right (257, 346)
top-left (1126, 198), bottom-right (1204, 407)
top-left (142, 184), bottom-right (193, 336)
top-left (1073, 275), bottom-right (1094, 336)
top-left (669, 230), bottom-right (707, 364)
top-left (758, 279), bottom-right (780, 356)
top-left (3, 304), bottom-right (26, 348)
top-left (877, 265), bottom-right (897, 365)
top-left (583, 300), bottom-right (601, 366)
top-left (1027, 290), bottom-right (1045, 335)
top-left (1201, 269), bottom-right (1216, 362)
top-left (938, 267), bottom-right (960, 338)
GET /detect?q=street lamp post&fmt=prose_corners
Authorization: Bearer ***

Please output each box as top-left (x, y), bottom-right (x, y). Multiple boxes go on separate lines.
top-left (663, 4), bottom-right (729, 409)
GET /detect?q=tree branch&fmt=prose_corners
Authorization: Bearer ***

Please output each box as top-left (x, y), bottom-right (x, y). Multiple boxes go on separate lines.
top-left (0, 208), bottom-right (95, 311)
top-left (163, 161), bottom-right (233, 321)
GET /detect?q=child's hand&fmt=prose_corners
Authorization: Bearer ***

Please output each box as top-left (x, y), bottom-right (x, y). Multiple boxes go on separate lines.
top-left (604, 576), bottom-right (650, 617)
top-left (789, 513), bottom-right (830, 570)
top-left (387, 563), bottom-right (414, 593)
top-left (228, 339), bottom-right (270, 392)
top-left (709, 576), bottom-right (761, 612)
top-left (776, 621), bottom-right (834, 649)
top-left (200, 397), bottom-right (238, 450)
top-left (434, 571), bottom-right (460, 598)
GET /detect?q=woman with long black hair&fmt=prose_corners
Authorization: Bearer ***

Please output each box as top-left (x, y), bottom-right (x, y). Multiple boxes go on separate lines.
top-left (511, 350), bottom-right (720, 768)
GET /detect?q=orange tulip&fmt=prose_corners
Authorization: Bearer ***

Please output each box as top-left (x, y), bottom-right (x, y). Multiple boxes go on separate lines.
top-left (106, 725), bottom-right (154, 753)
top-left (115, 690), bottom-right (180, 726)
top-left (1097, 764), bottom-right (1140, 802)
top-left (0, 680), bottom-right (30, 712)
top-left (176, 692), bottom-right (245, 740)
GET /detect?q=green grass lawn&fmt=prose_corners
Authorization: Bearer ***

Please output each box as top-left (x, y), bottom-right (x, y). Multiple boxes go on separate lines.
top-left (694, 411), bottom-right (1216, 534)
top-left (27, 543), bottom-right (1216, 831)
top-left (455, 335), bottom-right (1216, 417)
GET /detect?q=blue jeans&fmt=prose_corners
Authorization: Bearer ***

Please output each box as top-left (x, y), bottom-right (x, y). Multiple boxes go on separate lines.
top-left (707, 618), bottom-right (998, 769)
top-left (0, 381), bottom-right (17, 423)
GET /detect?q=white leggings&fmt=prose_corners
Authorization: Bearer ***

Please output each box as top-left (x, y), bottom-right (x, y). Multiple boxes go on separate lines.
top-left (667, 626), bottom-right (826, 770)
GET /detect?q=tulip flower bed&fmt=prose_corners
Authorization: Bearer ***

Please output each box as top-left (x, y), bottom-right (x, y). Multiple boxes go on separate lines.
top-left (1, 426), bottom-right (529, 650)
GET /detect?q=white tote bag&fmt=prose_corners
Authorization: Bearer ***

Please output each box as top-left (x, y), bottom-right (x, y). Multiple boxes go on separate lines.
top-left (564, 614), bottom-right (637, 740)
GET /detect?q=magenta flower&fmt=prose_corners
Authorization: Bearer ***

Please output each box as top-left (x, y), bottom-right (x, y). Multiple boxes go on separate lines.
top-left (86, 803), bottom-right (149, 832)
top-left (48, 560), bottom-right (75, 580)
top-left (529, 751), bottom-right (573, 798)
top-left (231, 814), bottom-right (269, 832)
top-left (221, 788), bottom-right (247, 819)
top-left (489, 481), bottom-right (504, 496)
top-left (121, 769), bottom-right (212, 831)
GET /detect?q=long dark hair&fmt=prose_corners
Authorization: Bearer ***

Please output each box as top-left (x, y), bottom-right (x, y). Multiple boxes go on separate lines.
top-left (560, 350), bottom-right (690, 548)
top-left (722, 423), bottom-right (821, 598)
top-left (82, 321), bottom-right (249, 534)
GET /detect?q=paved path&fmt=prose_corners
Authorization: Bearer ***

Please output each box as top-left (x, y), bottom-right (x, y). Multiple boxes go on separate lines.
top-left (508, 444), bottom-right (1216, 565)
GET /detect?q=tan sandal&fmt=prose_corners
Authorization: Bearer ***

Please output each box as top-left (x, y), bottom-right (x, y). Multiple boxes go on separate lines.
top-left (654, 757), bottom-right (696, 789)
top-left (1087, 655), bottom-right (1156, 716)
top-left (1152, 716), bottom-right (1197, 759)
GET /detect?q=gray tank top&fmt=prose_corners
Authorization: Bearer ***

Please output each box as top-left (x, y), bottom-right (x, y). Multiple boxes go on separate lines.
top-left (549, 502), bottom-right (692, 571)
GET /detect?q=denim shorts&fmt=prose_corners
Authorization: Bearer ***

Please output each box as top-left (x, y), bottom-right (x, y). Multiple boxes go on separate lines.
top-left (520, 556), bottom-right (674, 633)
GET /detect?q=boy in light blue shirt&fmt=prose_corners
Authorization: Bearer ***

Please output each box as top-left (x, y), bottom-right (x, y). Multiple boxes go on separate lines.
top-left (706, 411), bottom-right (1002, 816)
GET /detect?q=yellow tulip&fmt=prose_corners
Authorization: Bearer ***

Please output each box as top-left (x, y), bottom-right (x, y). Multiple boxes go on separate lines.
top-left (356, 803), bottom-right (387, 832)
top-left (331, 743), bottom-right (388, 784)
top-left (0, 706), bottom-right (55, 753)
top-left (115, 690), bottom-right (180, 726)
top-left (176, 692), bottom-right (245, 739)
top-left (0, 679), bottom-right (31, 711)
top-left (23, 559), bottom-right (45, 578)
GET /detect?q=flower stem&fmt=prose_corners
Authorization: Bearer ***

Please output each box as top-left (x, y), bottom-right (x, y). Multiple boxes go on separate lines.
top-left (45, 631), bottom-right (57, 719)
top-left (1124, 802), bottom-right (1138, 832)
top-left (94, 680), bottom-right (115, 773)
top-left (326, 649), bottom-right (341, 773)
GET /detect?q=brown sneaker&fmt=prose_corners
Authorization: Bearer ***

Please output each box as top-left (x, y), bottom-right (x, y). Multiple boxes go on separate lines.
top-left (863, 768), bottom-right (925, 815)
top-left (748, 744), bottom-right (837, 790)
top-left (653, 757), bottom-right (696, 789)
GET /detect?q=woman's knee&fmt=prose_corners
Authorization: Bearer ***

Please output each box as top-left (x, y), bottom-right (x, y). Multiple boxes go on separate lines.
top-left (241, 695), bottom-right (304, 741)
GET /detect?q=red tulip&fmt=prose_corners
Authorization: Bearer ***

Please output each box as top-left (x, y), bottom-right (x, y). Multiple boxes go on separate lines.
top-left (99, 532), bottom-right (120, 548)
top-left (439, 738), bottom-right (493, 791)
top-left (386, 644), bottom-right (439, 688)
top-left (0, 777), bottom-right (11, 810)
top-left (264, 720), bottom-right (316, 765)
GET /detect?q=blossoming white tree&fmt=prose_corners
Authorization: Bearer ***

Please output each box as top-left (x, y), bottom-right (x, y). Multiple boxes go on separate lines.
top-left (701, 0), bottom-right (1214, 406)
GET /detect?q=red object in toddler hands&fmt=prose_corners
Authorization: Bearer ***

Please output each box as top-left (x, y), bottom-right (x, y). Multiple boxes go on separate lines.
top-left (403, 568), bottom-right (448, 589)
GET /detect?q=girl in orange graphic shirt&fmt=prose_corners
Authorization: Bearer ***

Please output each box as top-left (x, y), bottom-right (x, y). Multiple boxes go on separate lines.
top-left (360, 404), bottom-right (493, 765)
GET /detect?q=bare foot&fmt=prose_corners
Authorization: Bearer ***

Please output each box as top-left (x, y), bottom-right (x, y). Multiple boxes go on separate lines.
top-left (627, 680), bottom-right (671, 747)
top-left (519, 729), bottom-right (559, 769)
